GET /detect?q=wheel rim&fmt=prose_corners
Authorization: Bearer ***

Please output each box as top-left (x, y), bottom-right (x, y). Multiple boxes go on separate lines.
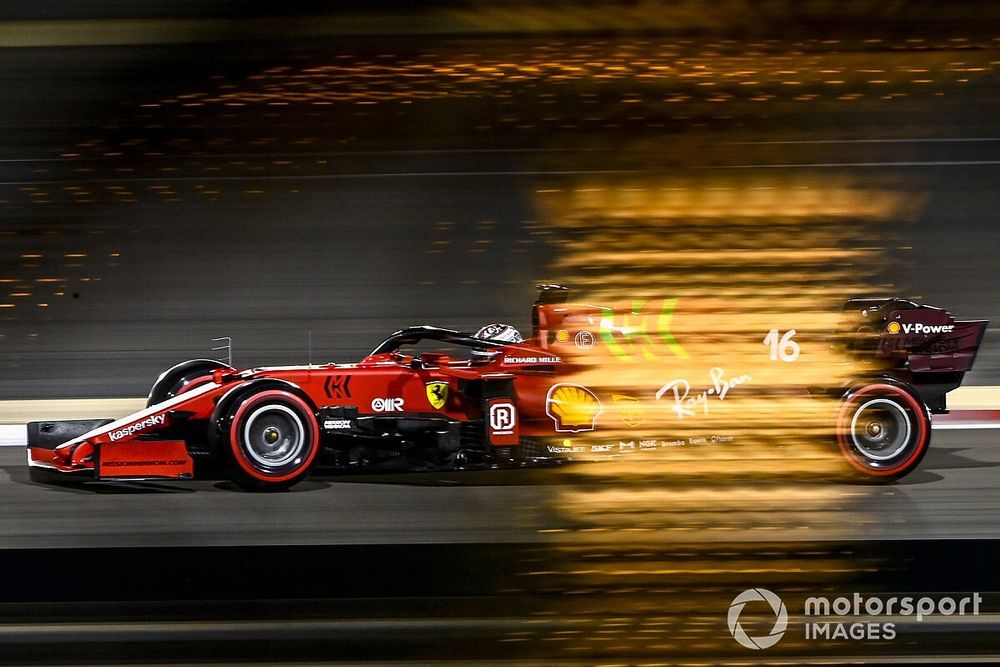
top-left (849, 398), bottom-right (911, 463)
top-left (241, 404), bottom-right (306, 470)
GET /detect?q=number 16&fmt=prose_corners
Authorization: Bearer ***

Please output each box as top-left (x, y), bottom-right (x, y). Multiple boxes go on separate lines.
top-left (763, 329), bottom-right (800, 362)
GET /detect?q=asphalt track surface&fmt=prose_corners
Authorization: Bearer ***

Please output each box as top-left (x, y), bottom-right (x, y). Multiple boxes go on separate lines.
top-left (0, 428), bottom-right (997, 549)
top-left (2, 428), bottom-right (1000, 664)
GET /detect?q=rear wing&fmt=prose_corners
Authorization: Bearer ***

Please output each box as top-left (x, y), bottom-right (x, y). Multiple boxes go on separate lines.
top-left (837, 297), bottom-right (988, 411)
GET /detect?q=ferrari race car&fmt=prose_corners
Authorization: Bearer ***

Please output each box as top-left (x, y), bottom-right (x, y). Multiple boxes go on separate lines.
top-left (27, 285), bottom-right (987, 490)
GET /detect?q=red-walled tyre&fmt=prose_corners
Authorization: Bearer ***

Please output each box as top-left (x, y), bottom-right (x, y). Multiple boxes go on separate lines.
top-left (224, 389), bottom-right (320, 491)
top-left (836, 382), bottom-right (930, 483)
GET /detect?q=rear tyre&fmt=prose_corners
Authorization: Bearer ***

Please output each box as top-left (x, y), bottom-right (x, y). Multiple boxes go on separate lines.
top-left (836, 382), bottom-right (930, 483)
top-left (147, 359), bottom-right (232, 407)
top-left (224, 389), bottom-right (319, 491)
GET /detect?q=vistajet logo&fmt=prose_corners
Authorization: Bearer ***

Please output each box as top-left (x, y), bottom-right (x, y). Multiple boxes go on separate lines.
top-left (108, 414), bottom-right (166, 441)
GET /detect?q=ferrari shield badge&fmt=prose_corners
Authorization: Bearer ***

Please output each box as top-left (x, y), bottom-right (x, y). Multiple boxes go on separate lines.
top-left (426, 381), bottom-right (449, 410)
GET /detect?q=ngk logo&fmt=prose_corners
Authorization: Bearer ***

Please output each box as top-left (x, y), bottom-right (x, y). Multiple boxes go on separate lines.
top-left (371, 397), bottom-right (404, 412)
top-left (489, 401), bottom-right (516, 435)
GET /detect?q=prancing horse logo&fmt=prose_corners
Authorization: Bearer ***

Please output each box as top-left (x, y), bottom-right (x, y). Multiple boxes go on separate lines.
top-left (426, 381), bottom-right (449, 410)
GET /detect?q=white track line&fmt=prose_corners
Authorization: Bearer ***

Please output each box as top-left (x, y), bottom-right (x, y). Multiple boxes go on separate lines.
top-left (0, 425), bottom-right (25, 447)
top-left (0, 419), bottom-right (995, 447)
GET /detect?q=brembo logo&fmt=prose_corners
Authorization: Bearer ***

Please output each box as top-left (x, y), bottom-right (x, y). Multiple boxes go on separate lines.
top-left (728, 588), bottom-right (788, 650)
top-left (108, 414), bottom-right (166, 441)
top-left (887, 322), bottom-right (954, 335)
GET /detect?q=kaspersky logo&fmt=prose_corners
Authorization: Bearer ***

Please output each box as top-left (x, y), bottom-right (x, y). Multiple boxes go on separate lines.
top-left (108, 414), bottom-right (166, 441)
top-left (728, 588), bottom-right (788, 650)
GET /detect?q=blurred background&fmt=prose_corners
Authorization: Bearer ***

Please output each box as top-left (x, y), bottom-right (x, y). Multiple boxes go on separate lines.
top-left (0, 0), bottom-right (998, 398)
top-left (2, 2), bottom-right (1000, 663)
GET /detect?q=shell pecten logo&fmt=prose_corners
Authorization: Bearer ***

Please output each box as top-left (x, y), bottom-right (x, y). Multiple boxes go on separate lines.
top-left (886, 321), bottom-right (901, 335)
top-left (545, 383), bottom-right (603, 432)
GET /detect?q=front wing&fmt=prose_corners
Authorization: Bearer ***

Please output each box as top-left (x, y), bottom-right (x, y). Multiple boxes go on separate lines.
top-left (27, 419), bottom-right (195, 483)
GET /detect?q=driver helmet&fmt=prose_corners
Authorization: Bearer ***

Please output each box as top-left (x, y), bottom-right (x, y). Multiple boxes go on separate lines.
top-left (471, 323), bottom-right (523, 362)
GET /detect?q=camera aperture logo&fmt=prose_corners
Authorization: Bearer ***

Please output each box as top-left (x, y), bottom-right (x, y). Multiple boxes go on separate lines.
top-left (727, 588), bottom-right (788, 650)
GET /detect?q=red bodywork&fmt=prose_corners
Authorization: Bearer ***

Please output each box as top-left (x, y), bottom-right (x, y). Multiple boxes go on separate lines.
top-left (25, 286), bottom-right (987, 486)
top-left (27, 329), bottom-right (570, 481)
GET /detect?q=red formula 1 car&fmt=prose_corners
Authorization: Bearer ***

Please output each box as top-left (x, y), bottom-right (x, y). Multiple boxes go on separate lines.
top-left (27, 285), bottom-right (987, 490)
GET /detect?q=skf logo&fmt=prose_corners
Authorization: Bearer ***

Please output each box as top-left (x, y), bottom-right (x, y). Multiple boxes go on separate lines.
top-left (426, 381), bottom-right (449, 410)
top-left (612, 393), bottom-right (643, 427)
top-left (546, 384), bottom-right (603, 433)
top-left (371, 397), bottom-right (404, 412)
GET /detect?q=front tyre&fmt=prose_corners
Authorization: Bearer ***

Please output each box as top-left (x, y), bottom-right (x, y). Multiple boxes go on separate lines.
top-left (225, 390), bottom-right (320, 491)
top-left (836, 383), bottom-right (930, 482)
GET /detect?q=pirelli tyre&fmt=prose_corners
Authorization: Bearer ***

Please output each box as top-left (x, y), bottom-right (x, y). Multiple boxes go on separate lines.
top-left (836, 382), bottom-right (931, 482)
top-left (147, 359), bottom-right (232, 407)
top-left (223, 389), bottom-right (320, 491)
